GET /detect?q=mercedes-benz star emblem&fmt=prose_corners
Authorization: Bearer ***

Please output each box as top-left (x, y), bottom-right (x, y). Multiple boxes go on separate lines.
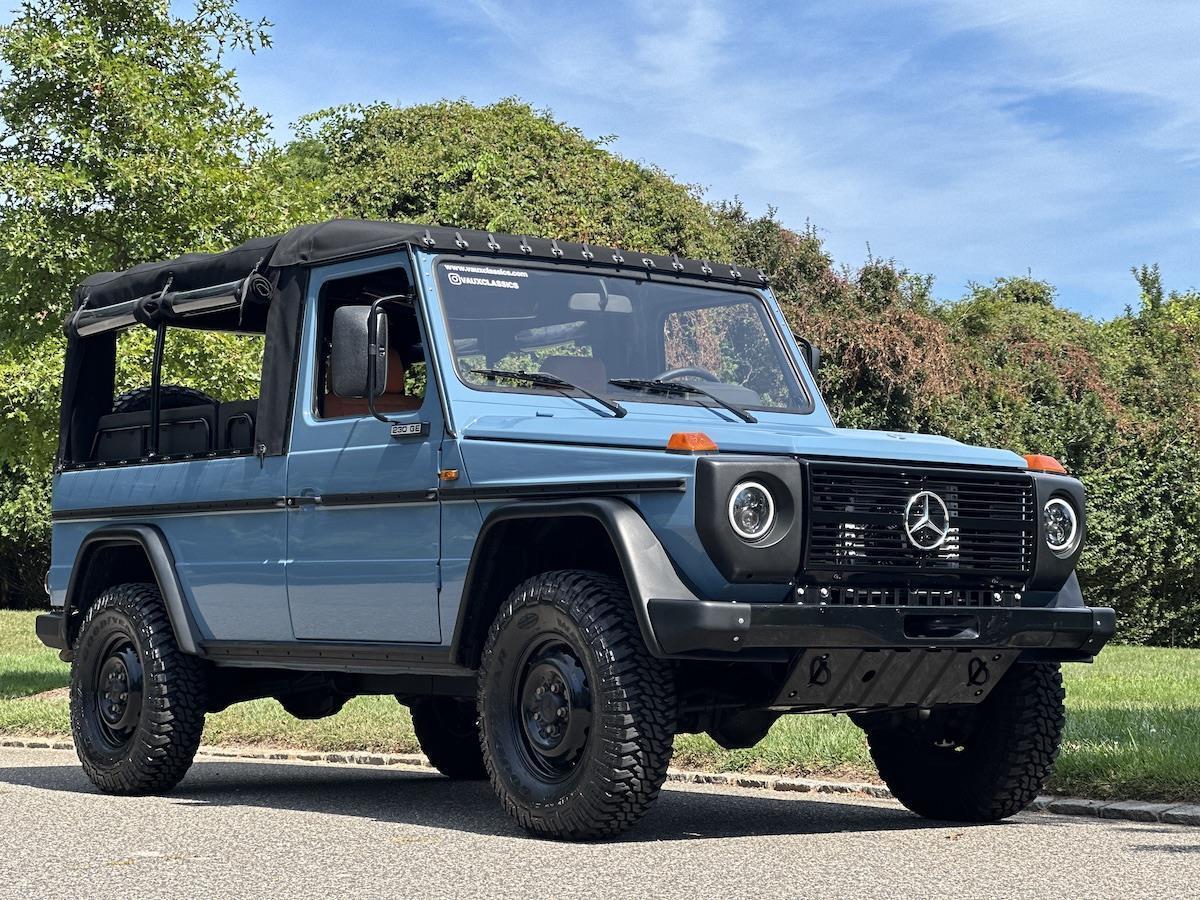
top-left (903, 491), bottom-right (951, 551)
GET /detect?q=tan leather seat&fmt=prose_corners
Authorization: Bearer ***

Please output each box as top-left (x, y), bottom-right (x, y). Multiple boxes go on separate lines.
top-left (324, 347), bottom-right (421, 418)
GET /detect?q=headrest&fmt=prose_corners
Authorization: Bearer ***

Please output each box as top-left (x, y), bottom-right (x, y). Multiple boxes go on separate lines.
top-left (539, 355), bottom-right (607, 390)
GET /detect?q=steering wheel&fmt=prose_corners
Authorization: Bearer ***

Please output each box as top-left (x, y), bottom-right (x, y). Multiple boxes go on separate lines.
top-left (656, 366), bottom-right (720, 383)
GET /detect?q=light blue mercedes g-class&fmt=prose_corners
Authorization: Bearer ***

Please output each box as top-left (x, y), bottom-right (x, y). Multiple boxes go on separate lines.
top-left (36, 220), bottom-right (1114, 838)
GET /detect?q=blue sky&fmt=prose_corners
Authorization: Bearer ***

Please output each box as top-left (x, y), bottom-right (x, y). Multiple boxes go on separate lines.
top-left (97, 3), bottom-right (1200, 315)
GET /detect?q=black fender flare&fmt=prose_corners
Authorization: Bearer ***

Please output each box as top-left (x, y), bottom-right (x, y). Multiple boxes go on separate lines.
top-left (59, 524), bottom-right (202, 658)
top-left (450, 497), bottom-right (701, 660)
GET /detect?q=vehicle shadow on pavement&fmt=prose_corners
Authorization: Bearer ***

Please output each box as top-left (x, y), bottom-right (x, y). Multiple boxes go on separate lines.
top-left (0, 755), bottom-right (1033, 843)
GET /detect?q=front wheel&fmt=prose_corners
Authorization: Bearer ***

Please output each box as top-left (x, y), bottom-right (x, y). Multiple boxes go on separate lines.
top-left (69, 583), bottom-right (208, 794)
top-left (861, 662), bottom-right (1066, 822)
top-left (477, 570), bottom-right (676, 840)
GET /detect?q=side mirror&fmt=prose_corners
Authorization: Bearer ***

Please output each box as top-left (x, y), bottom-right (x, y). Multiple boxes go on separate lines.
top-left (793, 334), bottom-right (821, 375)
top-left (331, 305), bottom-right (388, 399)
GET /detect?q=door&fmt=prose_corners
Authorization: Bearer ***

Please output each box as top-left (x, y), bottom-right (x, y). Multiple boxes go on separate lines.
top-left (284, 255), bottom-right (442, 643)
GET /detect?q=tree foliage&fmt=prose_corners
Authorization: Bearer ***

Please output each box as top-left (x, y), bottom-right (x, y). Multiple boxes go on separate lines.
top-left (0, 5), bottom-right (1197, 645)
top-left (283, 98), bottom-right (735, 261)
top-left (0, 0), bottom-right (302, 604)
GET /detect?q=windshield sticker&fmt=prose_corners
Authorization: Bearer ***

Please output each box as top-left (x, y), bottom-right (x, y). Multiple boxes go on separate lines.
top-left (443, 263), bottom-right (528, 290)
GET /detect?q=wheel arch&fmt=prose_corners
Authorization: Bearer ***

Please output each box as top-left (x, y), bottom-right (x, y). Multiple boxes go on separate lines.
top-left (450, 497), bottom-right (700, 667)
top-left (61, 524), bottom-right (201, 658)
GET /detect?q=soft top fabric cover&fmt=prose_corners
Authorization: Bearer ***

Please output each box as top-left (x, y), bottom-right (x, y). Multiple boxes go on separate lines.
top-left (75, 234), bottom-right (281, 311)
top-left (75, 219), bottom-right (768, 311)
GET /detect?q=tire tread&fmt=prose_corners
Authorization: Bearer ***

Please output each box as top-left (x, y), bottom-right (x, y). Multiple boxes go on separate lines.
top-left (70, 582), bottom-right (207, 795)
top-left (477, 570), bottom-right (676, 839)
top-left (865, 662), bottom-right (1065, 822)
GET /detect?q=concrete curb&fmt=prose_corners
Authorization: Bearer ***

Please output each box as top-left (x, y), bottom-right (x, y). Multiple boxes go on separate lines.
top-left (4, 736), bottom-right (1197, 828)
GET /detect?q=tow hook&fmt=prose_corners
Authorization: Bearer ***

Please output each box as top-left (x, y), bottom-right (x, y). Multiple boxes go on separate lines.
top-left (967, 657), bottom-right (990, 686)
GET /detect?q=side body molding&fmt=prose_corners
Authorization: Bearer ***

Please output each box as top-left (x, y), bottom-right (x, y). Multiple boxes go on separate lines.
top-left (60, 524), bottom-right (201, 657)
top-left (452, 497), bottom-right (702, 660)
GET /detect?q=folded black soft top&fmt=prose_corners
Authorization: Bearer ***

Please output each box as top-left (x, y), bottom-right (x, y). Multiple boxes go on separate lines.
top-left (74, 219), bottom-right (767, 312)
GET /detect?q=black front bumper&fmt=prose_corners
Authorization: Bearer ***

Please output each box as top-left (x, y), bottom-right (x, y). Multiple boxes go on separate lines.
top-left (647, 599), bottom-right (1116, 660)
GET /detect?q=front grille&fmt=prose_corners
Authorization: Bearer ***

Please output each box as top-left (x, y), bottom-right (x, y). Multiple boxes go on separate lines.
top-left (806, 462), bottom-right (1035, 584)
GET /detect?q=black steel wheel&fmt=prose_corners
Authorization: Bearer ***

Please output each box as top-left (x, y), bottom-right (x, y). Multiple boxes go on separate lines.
top-left (511, 638), bottom-right (593, 782)
top-left (70, 583), bottom-right (207, 794)
top-left (90, 634), bottom-right (144, 753)
top-left (861, 662), bottom-right (1066, 822)
top-left (409, 696), bottom-right (487, 780)
top-left (477, 570), bottom-right (676, 840)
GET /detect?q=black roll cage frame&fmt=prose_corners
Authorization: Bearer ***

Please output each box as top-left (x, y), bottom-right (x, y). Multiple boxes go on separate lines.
top-left (64, 268), bottom-right (273, 463)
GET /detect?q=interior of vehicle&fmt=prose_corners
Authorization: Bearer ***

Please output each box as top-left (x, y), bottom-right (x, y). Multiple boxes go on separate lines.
top-left (90, 327), bottom-right (265, 464)
top-left (91, 398), bottom-right (259, 463)
top-left (83, 262), bottom-right (804, 463)
top-left (436, 262), bottom-right (806, 413)
top-left (316, 268), bottom-right (426, 419)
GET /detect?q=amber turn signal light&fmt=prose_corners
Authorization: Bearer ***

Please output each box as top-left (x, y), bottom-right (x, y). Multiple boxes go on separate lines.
top-left (666, 432), bottom-right (718, 454)
top-left (1023, 453), bottom-right (1068, 475)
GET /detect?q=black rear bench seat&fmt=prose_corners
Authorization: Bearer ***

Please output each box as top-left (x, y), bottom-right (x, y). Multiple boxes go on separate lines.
top-left (90, 400), bottom-right (257, 463)
top-left (218, 400), bottom-right (258, 453)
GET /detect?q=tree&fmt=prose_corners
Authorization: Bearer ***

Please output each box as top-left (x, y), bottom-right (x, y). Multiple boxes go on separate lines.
top-left (0, 0), bottom-right (305, 606)
top-left (284, 98), bottom-right (736, 261)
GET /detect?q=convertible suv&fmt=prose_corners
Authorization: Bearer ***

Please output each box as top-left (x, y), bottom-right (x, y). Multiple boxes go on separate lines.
top-left (37, 220), bottom-right (1114, 839)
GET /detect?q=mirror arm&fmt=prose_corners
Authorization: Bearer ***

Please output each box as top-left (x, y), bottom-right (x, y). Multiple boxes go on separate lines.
top-left (366, 296), bottom-right (392, 424)
top-left (792, 332), bottom-right (820, 375)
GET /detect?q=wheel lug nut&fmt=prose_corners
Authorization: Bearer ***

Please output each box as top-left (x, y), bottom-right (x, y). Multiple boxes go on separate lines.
top-left (533, 712), bottom-right (541, 721)
top-left (557, 707), bottom-right (567, 719)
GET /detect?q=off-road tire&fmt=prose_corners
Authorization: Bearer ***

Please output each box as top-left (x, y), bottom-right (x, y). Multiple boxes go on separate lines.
top-left (409, 697), bottom-right (487, 780)
top-left (477, 570), bottom-right (676, 840)
top-left (111, 384), bottom-right (216, 414)
top-left (69, 583), bottom-right (208, 795)
top-left (863, 662), bottom-right (1066, 822)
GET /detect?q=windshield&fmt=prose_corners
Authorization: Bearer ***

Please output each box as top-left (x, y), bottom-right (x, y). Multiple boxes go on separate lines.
top-left (435, 262), bottom-right (811, 415)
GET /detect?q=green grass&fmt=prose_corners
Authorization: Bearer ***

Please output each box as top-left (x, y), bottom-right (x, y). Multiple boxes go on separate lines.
top-left (2, 609), bottom-right (1196, 802)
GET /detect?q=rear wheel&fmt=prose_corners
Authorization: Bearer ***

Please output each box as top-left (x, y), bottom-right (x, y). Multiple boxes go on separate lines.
top-left (861, 662), bottom-right (1065, 822)
top-left (69, 583), bottom-right (208, 795)
top-left (477, 570), bottom-right (676, 840)
top-left (409, 697), bottom-right (487, 780)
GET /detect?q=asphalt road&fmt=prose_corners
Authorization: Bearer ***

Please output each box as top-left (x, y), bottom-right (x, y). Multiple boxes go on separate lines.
top-left (1, 747), bottom-right (1195, 899)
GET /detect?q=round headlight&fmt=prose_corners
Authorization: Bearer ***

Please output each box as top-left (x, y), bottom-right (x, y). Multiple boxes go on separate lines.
top-left (728, 481), bottom-right (775, 541)
top-left (1043, 497), bottom-right (1079, 555)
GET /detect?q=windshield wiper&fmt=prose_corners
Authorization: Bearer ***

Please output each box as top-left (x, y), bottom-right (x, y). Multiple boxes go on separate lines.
top-left (472, 369), bottom-right (626, 418)
top-left (608, 378), bottom-right (758, 424)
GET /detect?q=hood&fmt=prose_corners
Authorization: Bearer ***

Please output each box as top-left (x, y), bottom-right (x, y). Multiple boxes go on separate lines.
top-left (460, 410), bottom-right (1027, 470)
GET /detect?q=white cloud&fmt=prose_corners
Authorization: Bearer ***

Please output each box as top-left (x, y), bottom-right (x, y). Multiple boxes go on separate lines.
top-left (922, 1), bottom-right (1200, 157)
top-left (229, 0), bottom-right (1200, 313)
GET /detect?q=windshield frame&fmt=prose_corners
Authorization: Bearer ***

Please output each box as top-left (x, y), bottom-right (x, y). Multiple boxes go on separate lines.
top-left (428, 255), bottom-right (819, 417)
